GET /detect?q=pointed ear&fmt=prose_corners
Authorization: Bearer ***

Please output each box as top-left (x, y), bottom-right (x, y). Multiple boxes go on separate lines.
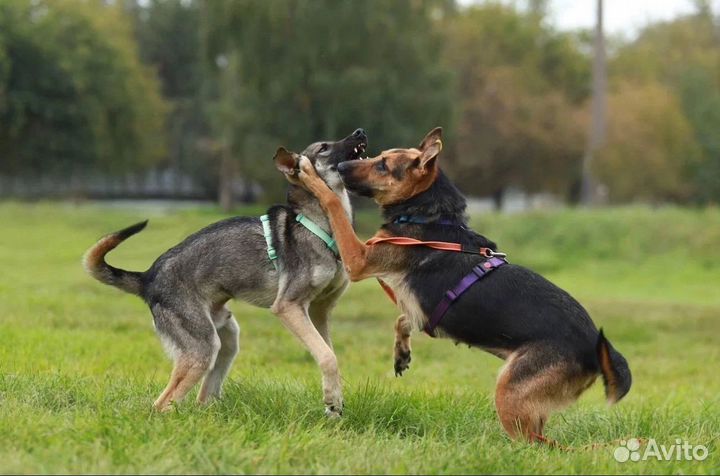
top-left (273, 147), bottom-right (299, 175)
top-left (418, 126), bottom-right (443, 151)
top-left (419, 139), bottom-right (442, 172)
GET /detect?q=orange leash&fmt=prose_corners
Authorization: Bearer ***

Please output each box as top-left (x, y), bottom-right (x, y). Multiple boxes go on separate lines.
top-left (377, 278), bottom-right (397, 304)
top-left (365, 235), bottom-right (499, 257)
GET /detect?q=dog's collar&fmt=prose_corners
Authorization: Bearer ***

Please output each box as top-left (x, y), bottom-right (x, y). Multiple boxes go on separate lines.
top-left (392, 215), bottom-right (464, 226)
top-left (296, 214), bottom-right (339, 256)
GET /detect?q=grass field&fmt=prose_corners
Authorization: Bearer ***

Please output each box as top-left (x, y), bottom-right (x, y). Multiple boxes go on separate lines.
top-left (0, 201), bottom-right (718, 474)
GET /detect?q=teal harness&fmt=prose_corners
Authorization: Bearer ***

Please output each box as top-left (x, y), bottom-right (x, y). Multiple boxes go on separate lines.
top-left (260, 213), bottom-right (339, 269)
top-left (260, 215), bottom-right (278, 265)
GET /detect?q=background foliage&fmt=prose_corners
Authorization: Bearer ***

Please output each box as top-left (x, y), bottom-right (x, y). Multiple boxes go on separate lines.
top-left (0, 0), bottom-right (719, 205)
top-left (0, 0), bottom-right (166, 178)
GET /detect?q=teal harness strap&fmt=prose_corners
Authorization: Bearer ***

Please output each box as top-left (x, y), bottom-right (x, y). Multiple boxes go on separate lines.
top-left (296, 214), bottom-right (339, 256)
top-left (260, 214), bottom-right (278, 269)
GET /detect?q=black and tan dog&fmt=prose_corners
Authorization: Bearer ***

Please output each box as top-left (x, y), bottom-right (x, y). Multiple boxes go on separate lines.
top-left (297, 127), bottom-right (631, 442)
top-left (84, 129), bottom-right (367, 415)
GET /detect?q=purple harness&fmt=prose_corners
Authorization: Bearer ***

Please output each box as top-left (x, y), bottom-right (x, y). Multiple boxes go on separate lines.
top-left (424, 256), bottom-right (507, 337)
top-left (373, 215), bottom-right (508, 337)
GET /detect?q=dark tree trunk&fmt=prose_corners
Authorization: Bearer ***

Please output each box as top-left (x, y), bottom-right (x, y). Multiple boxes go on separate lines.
top-left (567, 178), bottom-right (582, 205)
top-left (492, 187), bottom-right (505, 212)
top-left (218, 147), bottom-right (235, 212)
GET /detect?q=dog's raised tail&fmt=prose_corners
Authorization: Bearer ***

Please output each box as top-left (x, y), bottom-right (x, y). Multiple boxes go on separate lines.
top-left (83, 220), bottom-right (148, 296)
top-left (596, 328), bottom-right (632, 404)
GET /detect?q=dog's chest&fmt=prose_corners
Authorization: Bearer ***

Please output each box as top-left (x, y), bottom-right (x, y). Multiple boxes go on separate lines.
top-left (312, 260), bottom-right (348, 299)
top-left (381, 272), bottom-right (427, 332)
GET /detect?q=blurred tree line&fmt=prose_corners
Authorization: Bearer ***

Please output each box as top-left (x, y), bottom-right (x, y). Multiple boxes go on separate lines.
top-left (0, 0), bottom-right (165, 178)
top-left (0, 0), bottom-right (718, 207)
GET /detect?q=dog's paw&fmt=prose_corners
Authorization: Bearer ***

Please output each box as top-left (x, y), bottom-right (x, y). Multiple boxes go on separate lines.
top-left (394, 349), bottom-right (411, 377)
top-left (153, 400), bottom-right (177, 413)
top-left (298, 156), bottom-right (337, 203)
top-left (324, 403), bottom-right (343, 418)
top-left (298, 156), bottom-right (320, 184)
top-left (298, 155), bottom-right (315, 175)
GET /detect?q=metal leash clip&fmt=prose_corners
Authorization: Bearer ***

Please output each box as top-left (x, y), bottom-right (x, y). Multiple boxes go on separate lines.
top-left (480, 247), bottom-right (507, 259)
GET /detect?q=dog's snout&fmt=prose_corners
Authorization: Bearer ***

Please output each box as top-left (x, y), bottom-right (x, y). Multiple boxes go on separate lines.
top-left (338, 161), bottom-right (351, 174)
top-left (352, 128), bottom-right (366, 141)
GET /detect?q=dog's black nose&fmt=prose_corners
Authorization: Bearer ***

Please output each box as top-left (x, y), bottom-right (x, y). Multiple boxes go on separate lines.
top-left (352, 128), bottom-right (366, 140)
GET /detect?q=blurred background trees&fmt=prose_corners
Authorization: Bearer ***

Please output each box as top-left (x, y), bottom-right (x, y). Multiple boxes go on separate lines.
top-left (609, 4), bottom-right (720, 203)
top-left (200, 0), bottom-right (454, 205)
top-left (0, 0), bottom-right (165, 179)
top-left (443, 3), bottom-right (589, 207)
top-left (596, 81), bottom-right (701, 202)
top-left (128, 0), bottom-right (212, 193)
top-left (0, 0), bottom-right (718, 207)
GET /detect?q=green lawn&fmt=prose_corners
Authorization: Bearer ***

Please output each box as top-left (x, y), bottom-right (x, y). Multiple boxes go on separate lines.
top-left (0, 201), bottom-right (718, 474)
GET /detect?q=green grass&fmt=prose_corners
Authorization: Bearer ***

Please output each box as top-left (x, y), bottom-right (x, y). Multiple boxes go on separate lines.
top-left (0, 201), bottom-right (718, 474)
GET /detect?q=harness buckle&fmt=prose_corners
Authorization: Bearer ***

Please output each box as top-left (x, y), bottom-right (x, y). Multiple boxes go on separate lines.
top-left (471, 265), bottom-right (486, 278)
top-left (491, 251), bottom-right (507, 258)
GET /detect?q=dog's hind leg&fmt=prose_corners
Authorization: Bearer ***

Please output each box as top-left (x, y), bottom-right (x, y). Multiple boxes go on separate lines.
top-left (151, 304), bottom-right (220, 412)
top-left (272, 301), bottom-right (343, 417)
top-left (393, 314), bottom-right (412, 376)
top-left (153, 361), bottom-right (189, 412)
top-left (198, 313), bottom-right (239, 404)
top-left (495, 348), bottom-right (593, 444)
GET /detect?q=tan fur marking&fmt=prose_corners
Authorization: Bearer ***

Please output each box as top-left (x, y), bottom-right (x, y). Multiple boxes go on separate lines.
top-left (495, 353), bottom-right (597, 442)
top-left (82, 235), bottom-right (120, 277)
top-left (381, 272), bottom-right (426, 331)
top-left (394, 314), bottom-right (412, 355)
top-left (154, 359), bottom-right (193, 412)
top-left (393, 314), bottom-right (413, 375)
top-left (378, 151), bottom-right (438, 205)
top-left (598, 339), bottom-right (619, 404)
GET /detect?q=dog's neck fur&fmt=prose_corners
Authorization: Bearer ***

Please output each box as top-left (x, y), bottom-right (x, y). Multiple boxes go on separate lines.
top-left (381, 169), bottom-right (467, 225)
top-left (287, 183), bottom-right (352, 234)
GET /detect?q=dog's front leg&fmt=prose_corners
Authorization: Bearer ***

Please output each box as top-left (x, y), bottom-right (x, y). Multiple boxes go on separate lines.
top-left (393, 314), bottom-right (412, 376)
top-left (308, 283), bottom-right (347, 350)
top-left (271, 300), bottom-right (343, 417)
top-left (299, 157), bottom-right (371, 281)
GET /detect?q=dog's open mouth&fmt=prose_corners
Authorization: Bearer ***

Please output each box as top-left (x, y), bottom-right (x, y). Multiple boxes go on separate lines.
top-left (350, 142), bottom-right (367, 161)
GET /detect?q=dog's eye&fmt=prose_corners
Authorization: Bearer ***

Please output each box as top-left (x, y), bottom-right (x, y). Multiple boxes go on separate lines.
top-left (319, 143), bottom-right (328, 152)
top-left (376, 159), bottom-right (387, 173)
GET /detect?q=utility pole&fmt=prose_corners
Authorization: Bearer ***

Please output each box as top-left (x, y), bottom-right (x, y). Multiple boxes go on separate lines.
top-left (580, 0), bottom-right (607, 205)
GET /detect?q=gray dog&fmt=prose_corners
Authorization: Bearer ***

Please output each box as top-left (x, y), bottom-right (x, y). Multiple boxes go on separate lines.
top-left (83, 129), bottom-right (367, 416)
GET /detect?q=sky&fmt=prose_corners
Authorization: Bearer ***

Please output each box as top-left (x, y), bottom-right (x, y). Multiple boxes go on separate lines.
top-left (461, 0), bottom-right (720, 37)
top-left (551, 0), bottom-right (717, 37)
